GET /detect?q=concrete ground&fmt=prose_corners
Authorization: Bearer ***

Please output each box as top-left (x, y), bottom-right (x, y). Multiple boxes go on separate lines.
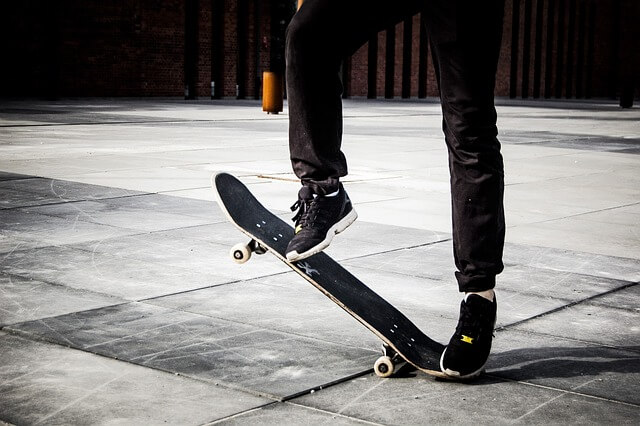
top-left (0, 98), bottom-right (638, 425)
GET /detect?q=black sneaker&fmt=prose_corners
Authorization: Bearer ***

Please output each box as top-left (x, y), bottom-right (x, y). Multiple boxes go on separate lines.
top-left (440, 294), bottom-right (497, 379)
top-left (285, 184), bottom-right (357, 262)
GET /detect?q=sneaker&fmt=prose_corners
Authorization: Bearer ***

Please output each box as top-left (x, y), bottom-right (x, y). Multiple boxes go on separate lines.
top-left (285, 183), bottom-right (357, 262)
top-left (440, 294), bottom-right (497, 379)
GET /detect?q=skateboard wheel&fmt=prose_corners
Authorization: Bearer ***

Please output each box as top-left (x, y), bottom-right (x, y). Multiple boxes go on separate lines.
top-left (231, 243), bottom-right (251, 264)
top-left (374, 356), bottom-right (395, 378)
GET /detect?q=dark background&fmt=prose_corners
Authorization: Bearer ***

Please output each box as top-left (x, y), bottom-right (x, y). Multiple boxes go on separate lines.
top-left (1, 0), bottom-right (637, 103)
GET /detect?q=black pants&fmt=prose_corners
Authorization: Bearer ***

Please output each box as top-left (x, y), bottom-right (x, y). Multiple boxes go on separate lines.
top-left (286, 0), bottom-right (505, 292)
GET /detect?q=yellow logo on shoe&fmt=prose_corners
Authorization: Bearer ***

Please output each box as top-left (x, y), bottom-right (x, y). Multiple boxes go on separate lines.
top-left (461, 335), bottom-right (474, 344)
top-left (295, 225), bottom-right (303, 234)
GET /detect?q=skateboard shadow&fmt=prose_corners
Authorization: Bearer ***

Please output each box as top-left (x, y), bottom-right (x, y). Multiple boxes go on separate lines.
top-left (486, 345), bottom-right (640, 382)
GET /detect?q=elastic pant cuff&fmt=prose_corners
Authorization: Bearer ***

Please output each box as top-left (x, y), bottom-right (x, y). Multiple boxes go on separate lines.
top-left (455, 271), bottom-right (496, 293)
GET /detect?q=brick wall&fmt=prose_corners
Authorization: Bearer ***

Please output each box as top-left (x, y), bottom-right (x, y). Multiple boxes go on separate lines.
top-left (0, 0), bottom-right (637, 101)
top-left (346, 0), bottom-right (639, 101)
top-left (1, 0), bottom-right (187, 97)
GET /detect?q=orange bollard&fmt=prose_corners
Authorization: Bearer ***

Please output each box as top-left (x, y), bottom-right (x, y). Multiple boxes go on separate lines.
top-left (262, 71), bottom-right (283, 114)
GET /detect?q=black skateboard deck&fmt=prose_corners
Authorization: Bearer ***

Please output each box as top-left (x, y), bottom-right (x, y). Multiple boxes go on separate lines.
top-left (213, 172), bottom-right (447, 378)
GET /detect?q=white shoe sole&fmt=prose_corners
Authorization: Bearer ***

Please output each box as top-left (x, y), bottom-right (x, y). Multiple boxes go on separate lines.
top-left (439, 347), bottom-right (486, 380)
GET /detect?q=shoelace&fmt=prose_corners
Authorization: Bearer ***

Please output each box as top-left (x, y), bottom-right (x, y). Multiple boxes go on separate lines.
top-left (290, 197), bottom-right (312, 227)
top-left (290, 194), bottom-right (334, 230)
top-left (455, 302), bottom-right (479, 337)
top-left (455, 299), bottom-right (495, 340)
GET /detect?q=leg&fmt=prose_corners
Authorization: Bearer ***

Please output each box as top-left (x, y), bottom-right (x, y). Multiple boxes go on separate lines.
top-left (286, 0), bottom-right (423, 195)
top-left (426, 0), bottom-right (506, 379)
top-left (427, 0), bottom-right (506, 293)
top-left (285, 0), bottom-right (423, 262)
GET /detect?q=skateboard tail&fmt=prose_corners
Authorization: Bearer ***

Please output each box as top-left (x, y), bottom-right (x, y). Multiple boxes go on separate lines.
top-left (212, 173), bottom-right (249, 230)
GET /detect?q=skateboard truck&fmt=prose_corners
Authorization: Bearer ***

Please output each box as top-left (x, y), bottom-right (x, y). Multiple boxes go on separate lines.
top-left (374, 344), bottom-right (407, 378)
top-left (230, 239), bottom-right (267, 264)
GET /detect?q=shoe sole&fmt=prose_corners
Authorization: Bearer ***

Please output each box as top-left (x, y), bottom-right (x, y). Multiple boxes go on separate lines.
top-left (286, 208), bottom-right (358, 262)
top-left (439, 347), bottom-right (486, 380)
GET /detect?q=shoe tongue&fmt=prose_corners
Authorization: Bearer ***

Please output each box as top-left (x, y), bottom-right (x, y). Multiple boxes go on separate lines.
top-left (298, 186), bottom-right (314, 200)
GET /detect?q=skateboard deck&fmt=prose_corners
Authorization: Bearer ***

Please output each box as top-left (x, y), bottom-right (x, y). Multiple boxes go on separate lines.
top-left (213, 172), bottom-right (447, 378)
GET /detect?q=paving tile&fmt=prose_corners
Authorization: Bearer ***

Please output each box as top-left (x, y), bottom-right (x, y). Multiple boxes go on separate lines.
top-left (506, 158), bottom-right (639, 205)
top-left (538, 136), bottom-right (640, 153)
top-left (0, 177), bottom-right (145, 206)
top-left (346, 188), bottom-right (453, 233)
top-left (64, 167), bottom-right (213, 194)
top-left (99, 193), bottom-right (223, 220)
top-left (1, 186), bottom-right (68, 210)
top-left (344, 242), bottom-right (632, 301)
top-left (516, 393), bottom-right (640, 424)
top-left (22, 200), bottom-right (214, 232)
top-left (580, 201), bottom-right (640, 226)
top-left (324, 222), bottom-right (450, 261)
top-left (505, 177), bottom-right (634, 222)
top-left (342, 241), bottom-right (457, 283)
top-left (501, 144), bottom-right (578, 166)
top-left (496, 104), bottom-right (639, 138)
top-left (148, 274), bottom-right (382, 351)
top-left (507, 219), bottom-right (640, 267)
top-left (0, 171), bottom-right (33, 181)
top-left (1, 155), bottom-right (197, 178)
top-left (0, 209), bottom-right (139, 253)
top-left (0, 333), bottom-right (270, 425)
top-left (144, 144), bottom-right (289, 166)
top-left (0, 232), bottom-right (48, 254)
top-left (503, 243), bottom-right (640, 283)
top-left (490, 329), bottom-right (640, 406)
top-left (206, 159), bottom-right (293, 178)
top-left (504, 153), bottom-right (599, 186)
top-left (68, 228), bottom-right (289, 283)
top-left (6, 302), bottom-right (375, 399)
top-left (345, 148), bottom-right (446, 176)
top-left (153, 218), bottom-right (291, 245)
top-left (336, 220), bottom-right (449, 251)
top-left (585, 284), bottom-right (640, 311)
top-left (212, 402), bottom-right (373, 425)
top-left (501, 263), bottom-right (627, 299)
top-left (167, 186), bottom-right (220, 202)
top-left (292, 371), bottom-right (640, 425)
top-left (0, 275), bottom-right (123, 326)
top-left (0, 245), bottom-right (239, 300)
top-left (499, 129), bottom-right (570, 145)
top-left (509, 286), bottom-right (640, 349)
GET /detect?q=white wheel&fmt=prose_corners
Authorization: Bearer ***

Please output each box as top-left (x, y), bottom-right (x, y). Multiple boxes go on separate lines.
top-left (374, 356), bottom-right (395, 378)
top-left (230, 243), bottom-right (251, 264)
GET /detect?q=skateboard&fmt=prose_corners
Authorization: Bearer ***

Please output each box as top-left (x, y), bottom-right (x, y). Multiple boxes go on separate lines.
top-left (213, 172), bottom-right (447, 378)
